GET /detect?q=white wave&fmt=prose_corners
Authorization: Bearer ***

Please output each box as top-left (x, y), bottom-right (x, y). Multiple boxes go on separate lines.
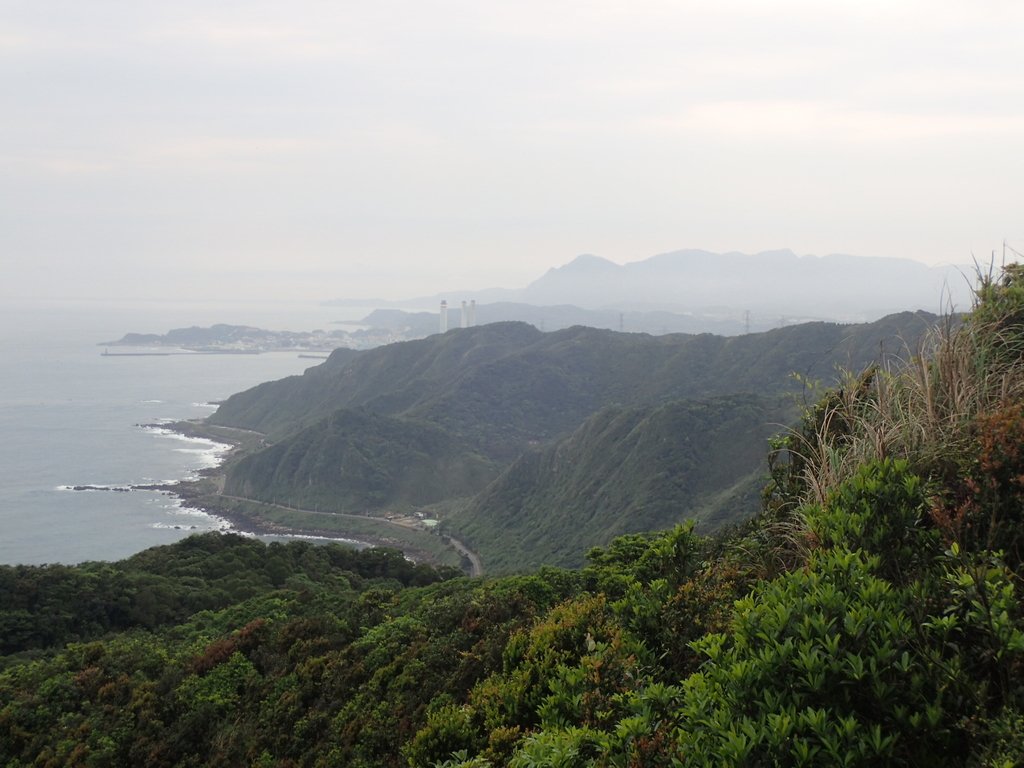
top-left (136, 425), bottom-right (234, 486)
top-left (142, 399), bottom-right (164, 404)
top-left (155, 498), bottom-right (233, 532)
top-left (152, 522), bottom-right (202, 531)
top-left (135, 476), bottom-right (176, 486)
top-left (151, 497), bottom-right (370, 548)
top-left (143, 428), bottom-right (231, 464)
top-left (172, 447), bottom-right (226, 470)
top-left (192, 402), bottom-right (218, 409)
top-left (259, 532), bottom-right (368, 548)
top-left (152, 431), bottom-right (231, 451)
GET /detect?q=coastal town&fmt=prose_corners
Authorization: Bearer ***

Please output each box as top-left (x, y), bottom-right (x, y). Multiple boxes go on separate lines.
top-left (98, 322), bottom-right (403, 354)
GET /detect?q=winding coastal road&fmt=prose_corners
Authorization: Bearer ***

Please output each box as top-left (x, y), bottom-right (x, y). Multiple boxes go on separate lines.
top-left (216, 494), bottom-right (484, 576)
top-left (163, 421), bottom-right (487, 574)
top-left (445, 535), bottom-right (484, 577)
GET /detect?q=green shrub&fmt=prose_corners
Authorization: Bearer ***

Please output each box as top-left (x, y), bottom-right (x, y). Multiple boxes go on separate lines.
top-left (678, 547), bottom-right (957, 766)
top-left (811, 458), bottom-right (936, 584)
top-left (404, 704), bottom-right (482, 767)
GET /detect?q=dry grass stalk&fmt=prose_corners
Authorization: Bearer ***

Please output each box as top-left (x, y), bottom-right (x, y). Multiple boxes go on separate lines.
top-left (791, 298), bottom-right (1024, 511)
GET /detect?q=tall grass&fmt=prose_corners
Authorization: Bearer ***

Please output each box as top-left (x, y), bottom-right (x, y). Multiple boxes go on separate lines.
top-left (761, 263), bottom-right (1024, 565)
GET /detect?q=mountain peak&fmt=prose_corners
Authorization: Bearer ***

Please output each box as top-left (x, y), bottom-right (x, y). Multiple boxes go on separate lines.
top-left (554, 254), bottom-right (620, 273)
top-left (518, 248), bottom-right (972, 316)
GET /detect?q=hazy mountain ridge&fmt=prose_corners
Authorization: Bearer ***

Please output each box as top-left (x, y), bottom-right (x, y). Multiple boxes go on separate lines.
top-left (521, 249), bottom-right (970, 317)
top-left (328, 249), bottom-right (972, 324)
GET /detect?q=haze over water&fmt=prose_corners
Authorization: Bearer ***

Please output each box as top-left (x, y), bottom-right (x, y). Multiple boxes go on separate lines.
top-left (0, 298), bottom-right (357, 565)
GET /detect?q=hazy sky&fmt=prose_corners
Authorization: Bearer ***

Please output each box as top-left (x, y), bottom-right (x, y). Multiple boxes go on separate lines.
top-left (3, 1), bottom-right (1022, 303)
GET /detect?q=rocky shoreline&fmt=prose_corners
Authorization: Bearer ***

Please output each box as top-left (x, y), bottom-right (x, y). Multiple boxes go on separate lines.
top-left (137, 419), bottom-right (444, 563)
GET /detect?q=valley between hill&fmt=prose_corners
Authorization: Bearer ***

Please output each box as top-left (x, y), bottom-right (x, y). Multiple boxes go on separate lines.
top-left (179, 311), bottom-right (940, 574)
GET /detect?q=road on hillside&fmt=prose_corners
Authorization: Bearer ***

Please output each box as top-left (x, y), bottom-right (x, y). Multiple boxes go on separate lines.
top-left (216, 494), bottom-right (484, 576)
top-left (445, 535), bottom-right (484, 577)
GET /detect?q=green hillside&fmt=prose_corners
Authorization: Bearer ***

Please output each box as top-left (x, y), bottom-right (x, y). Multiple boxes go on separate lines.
top-left (224, 408), bottom-right (498, 512)
top-left (446, 394), bottom-right (788, 572)
top-left (209, 312), bottom-right (938, 566)
top-left (208, 322), bottom-right (543, 441)
top-left (210, 313), bottom-right (937, 451)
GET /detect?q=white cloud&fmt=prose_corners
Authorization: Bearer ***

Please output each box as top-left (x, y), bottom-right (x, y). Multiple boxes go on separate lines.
top-left (141, 136), bottom-right (323, 165)
top-left (667, 101), bottom-right (1024, 143)
top-left (1, 1), bottom-right (1022, 301)
top-left (155, 19), bottom-right (341, 61)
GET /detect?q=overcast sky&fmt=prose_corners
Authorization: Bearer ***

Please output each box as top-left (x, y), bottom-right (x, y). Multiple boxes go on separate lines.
top-left (3, 1), bottom-right (1022, 303)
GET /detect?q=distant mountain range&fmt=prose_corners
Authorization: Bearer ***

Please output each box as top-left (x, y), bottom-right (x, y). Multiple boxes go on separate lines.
top-left (518, 250), bottom-right (970, 318)
top-left (329, 249), bottom-right (974, 326)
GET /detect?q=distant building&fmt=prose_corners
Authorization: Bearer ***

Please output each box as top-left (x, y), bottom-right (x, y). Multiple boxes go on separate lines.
top-left (441, 298), bottom-right (476, 333)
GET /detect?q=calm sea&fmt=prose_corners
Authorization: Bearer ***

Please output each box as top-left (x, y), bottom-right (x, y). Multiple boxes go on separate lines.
top-left (0, 297), bottom-right (358, 565)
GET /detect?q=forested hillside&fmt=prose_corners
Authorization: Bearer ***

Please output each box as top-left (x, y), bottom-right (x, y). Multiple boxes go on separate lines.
top-left (3, 270), bottom-right (1024, 766)
top-left (224, 408), bottom-right (498, 512)
top-left (208, 322), bottom-right (544, 441)
top-left (445, 393), bottom-right (786, 571)
top-left (211, 313), bottom-right (936, 447)
top-left (209, 312), bottom-right (939, 570)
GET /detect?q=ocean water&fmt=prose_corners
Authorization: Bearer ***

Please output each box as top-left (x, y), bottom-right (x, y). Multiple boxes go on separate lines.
top-left (0, 298), bottom-right (356, 565)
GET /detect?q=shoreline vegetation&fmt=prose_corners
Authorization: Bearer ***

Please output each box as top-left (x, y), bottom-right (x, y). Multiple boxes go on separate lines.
top-left (143, 419), bottom-right (480, 574)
